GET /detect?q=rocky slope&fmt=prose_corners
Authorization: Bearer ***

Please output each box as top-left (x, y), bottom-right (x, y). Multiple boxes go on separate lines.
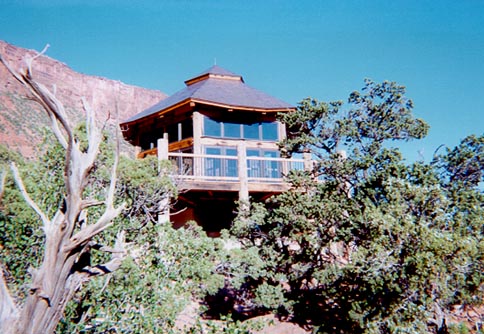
top-left (0, 40), bottom-right (166, 157)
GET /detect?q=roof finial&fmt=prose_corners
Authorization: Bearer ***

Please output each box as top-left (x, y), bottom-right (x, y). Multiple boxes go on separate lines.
top-left (214, 57), bottom-right (217, 65)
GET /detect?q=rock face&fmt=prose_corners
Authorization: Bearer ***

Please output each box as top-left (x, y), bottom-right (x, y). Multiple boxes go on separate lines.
top-left (0, 40), bottom-right (167, 157)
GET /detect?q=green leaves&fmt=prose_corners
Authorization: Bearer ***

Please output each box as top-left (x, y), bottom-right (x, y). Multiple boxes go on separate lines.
top-left (224, 80), bottom-right (483, 333)
top-left (59, 223), bottom-right (228, 333)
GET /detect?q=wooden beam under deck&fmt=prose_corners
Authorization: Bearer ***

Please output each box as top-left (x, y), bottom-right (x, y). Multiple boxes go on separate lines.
top-left (176, 179), bottom-right (290, 193)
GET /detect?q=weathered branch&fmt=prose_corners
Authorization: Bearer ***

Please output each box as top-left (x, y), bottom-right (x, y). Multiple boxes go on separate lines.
top-left (10, 162), bottom-right (51, 229)
top-left (25, 44), bottom-right (50, 73)
top-left (84, 231), bottom-right (126, 276)
top-left (64, 203), bottom-right (125, 254)
top-left (0, 267), bottom-right (18, 334)
top-left (65, 125), bottom-right (126, 254)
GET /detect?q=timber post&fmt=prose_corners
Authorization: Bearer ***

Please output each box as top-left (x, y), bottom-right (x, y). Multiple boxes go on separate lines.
top-left (157, 134), bottom-right (170, 224)
top-left (192, 112), bottom-right (203, 177)
top-left (303, 151), bottom-right (312, 172)
top-left (237, 141), bottom-right (249, 205)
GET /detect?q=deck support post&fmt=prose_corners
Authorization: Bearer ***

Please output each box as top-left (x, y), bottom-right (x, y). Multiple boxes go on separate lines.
top-left (157, 134), bottom-right (170, 224)
top-left (303, 151), bottom-right (312, 172)
top-left (237, 141), bottom-right (249, 209)
top-left (192, 112), bottom-right (203, 177)
top-left (157, 133), bottom-right (169, 162)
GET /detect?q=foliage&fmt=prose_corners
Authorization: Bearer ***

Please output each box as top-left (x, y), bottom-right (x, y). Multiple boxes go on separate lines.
top-left (0, 134), bottom-right (64, 298)
top-left (0, 131), bottom-right (234, 333)
top-left (58, 222), bottom-right (227, 333)
top-left (0, 127), bottom-right (174, 292)
top-left (222, 79), bottom-right (484, 333)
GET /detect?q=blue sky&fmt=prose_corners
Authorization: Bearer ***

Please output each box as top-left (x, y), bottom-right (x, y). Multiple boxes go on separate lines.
top-left (1, 0), bottom-right (483, 162)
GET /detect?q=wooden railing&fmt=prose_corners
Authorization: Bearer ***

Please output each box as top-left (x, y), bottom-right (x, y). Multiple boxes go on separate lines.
top-left (154, 137), bottom-right (310, 200)
top-left (168, 152), bottom-right (305, 183)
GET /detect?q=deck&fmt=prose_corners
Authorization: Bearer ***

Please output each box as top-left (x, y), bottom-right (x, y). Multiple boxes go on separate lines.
top-left (168, 152), bottom-right (305, 193)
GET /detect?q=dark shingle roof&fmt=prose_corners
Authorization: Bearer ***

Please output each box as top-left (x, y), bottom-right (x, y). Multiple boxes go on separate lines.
top-left (122, 66), bottom-right (294, 124)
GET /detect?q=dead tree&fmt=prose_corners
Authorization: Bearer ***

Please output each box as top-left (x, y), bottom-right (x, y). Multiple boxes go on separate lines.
top-left (0, 47), bottom-right (126, 334)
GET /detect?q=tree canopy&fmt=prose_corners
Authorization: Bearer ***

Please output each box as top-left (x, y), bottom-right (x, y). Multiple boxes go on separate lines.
top-left (222, 79), bottom-right (484, 333)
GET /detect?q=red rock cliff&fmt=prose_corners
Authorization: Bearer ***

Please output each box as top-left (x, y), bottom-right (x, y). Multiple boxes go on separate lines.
top-left (0, 40), bottom-right (166, 157)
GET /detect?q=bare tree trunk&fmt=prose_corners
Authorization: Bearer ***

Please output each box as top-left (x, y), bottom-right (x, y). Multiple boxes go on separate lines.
top-left (0, 47), bottom-right (126, 334)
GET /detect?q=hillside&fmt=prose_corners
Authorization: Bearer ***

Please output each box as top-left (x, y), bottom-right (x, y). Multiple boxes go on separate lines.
top-left (0, 40), bottom-right (167, 157)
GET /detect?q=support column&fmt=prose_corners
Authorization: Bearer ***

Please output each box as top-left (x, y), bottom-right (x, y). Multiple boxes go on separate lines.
top-left (157, 134), bottom-right (170, 224)
top-left (303, 151), bottom-right (312, 172)
top-left (237, 141), bottom-right (249, 203)
top-left (277, 120), bottom-right (286, 141)
top-left (192, 112), bottom-right (202, 177)
top-left (134, 146), bottom-right (141, 159)
top-left (157, 133), bottom-right (169, 163)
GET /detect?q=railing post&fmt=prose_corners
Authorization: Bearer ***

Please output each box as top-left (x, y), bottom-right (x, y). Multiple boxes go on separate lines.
top-left (237, 142), bottom-right (249, 203)
top-left (157, 133), bottom-right (169, 163)
top-left (157, 134), bottom-right (170, 224)
top-left (193, 112), bottom-right (202, 177)
top-left (303, 151), bottom-right (312, 172)
top-left (134, 145), bottom-right (141, 159)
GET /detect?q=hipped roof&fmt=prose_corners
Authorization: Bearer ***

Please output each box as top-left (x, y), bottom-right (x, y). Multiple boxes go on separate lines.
top-left (121, 65), bottom-right (294, 125)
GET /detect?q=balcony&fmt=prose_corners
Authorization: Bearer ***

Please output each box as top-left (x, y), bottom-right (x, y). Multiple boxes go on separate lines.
top-left (168, 152), bottom-right (306, 193)
top-left (139, 137), bottom-right (312, 197)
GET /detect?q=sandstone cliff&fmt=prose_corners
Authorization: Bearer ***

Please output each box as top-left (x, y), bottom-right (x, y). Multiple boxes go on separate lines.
top-left (0, 40), bottom-right (167, 157)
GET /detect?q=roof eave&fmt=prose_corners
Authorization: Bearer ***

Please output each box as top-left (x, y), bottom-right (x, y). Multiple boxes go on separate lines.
top-left (121, 97), bottom-right (295, 127)
top-left (120, 98), bottom-right (194, 127)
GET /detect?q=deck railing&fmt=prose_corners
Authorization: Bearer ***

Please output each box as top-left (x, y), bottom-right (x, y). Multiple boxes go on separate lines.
top-left (154, 137), bottom-right (311, 199)
top-left (168, 152), bottom-right (305, 183)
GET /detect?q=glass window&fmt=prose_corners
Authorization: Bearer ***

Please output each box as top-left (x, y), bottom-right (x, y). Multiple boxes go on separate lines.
top-left (206, 147), bottom-right (221, 155)
top-left (204, 117), bottom-right (221, 137)
top-left (205, 147), bottom-right (238, 177)
top-left (262, 122), bottom-right (278, 140)
top-left (264, 150), bottom-right (280, 178)
top-left (205, 147), bottom-right (221, 176)
top-left (226, 148), bottom-right (238, 177)
top-left (224, 122), bottom-right (241, 138)
top-left (246, 149), bottom-right (261, 178)
top-left (243, 123), bottom-right (260, 140)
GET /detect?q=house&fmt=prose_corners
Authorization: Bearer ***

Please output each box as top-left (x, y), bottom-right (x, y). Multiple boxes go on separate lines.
top-left (120, 65), bottom-right (306, 233)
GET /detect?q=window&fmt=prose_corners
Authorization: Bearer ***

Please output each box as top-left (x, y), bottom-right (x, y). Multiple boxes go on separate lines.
top-left (205, 147), bottom-right (238, 177)
top-left (203, 116), bottom-right (279, 141)
top-left (243, 123), bottom-right (259, 140)
top-left (262, 122), bottom-right (278, 140)
top-left (246, 149), bottom-right (281, 179)
top-left (224, 122), bottom-right (241, 138)
top-left (204, 117), bottom-right (221, 137)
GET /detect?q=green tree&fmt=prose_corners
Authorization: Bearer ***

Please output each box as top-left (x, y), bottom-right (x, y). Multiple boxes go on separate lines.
top-left (223, 80), bottom-right (483, 333)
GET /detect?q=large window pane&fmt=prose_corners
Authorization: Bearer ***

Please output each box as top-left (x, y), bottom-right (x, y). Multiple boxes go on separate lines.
top-left (226, 148), bottom-right (238, 177)
top-left (247, 149), bottom-right (261, 178)
top-left (205, 147), bottom-right (221, 176)
top-left (224, 122), bottom-right (241, 138)
top-left (204, 117), bottom-right (221, 137)
top-left (262, 122), bottom-right (278, 140)
top-left (264, 150), bottom-right (280, 178)
top-left (243, 123), bottom-right (260, 140)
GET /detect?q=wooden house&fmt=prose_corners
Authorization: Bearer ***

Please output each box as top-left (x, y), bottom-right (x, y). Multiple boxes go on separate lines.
top-left (120, 66), bottom-right (306, 233)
